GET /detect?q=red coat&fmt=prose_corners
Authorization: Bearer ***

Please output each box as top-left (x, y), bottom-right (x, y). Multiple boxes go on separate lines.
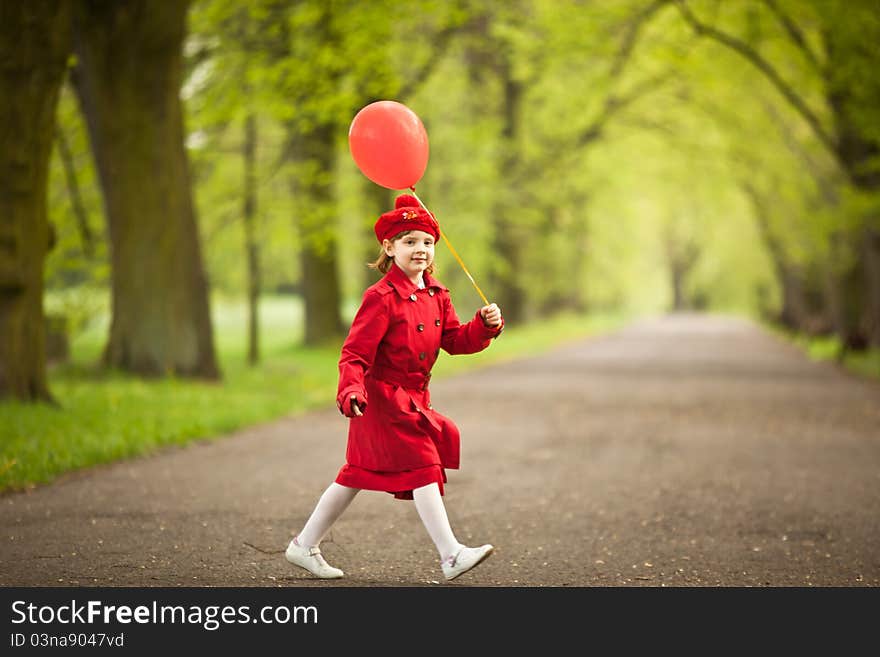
top-left (336, 263), bottom-right (503, 475)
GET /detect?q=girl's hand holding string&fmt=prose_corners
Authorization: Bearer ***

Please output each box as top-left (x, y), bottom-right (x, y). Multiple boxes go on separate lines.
top-left (480, 303), bottom-right (502, 328)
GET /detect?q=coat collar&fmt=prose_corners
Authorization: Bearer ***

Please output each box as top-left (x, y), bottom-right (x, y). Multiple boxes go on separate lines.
top-left (383, 261), bottom-right (447, 299)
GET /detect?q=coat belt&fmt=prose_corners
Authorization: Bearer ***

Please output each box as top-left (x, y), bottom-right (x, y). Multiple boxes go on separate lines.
top-left (369, 366), bottom-right (432, 391)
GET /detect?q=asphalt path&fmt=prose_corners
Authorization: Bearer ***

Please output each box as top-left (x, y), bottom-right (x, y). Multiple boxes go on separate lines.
top-left (2, 313), bottom-right (878, 587)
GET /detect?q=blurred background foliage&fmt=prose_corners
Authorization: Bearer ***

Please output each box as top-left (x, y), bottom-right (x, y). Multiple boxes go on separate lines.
top-left (2, 0), bottom-right (879, 487)
top-left (43, 0), bottom-right (880, 353)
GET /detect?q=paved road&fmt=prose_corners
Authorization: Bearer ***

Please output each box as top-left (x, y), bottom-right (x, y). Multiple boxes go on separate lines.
top-left (2, 313), bottom-right (878, 587)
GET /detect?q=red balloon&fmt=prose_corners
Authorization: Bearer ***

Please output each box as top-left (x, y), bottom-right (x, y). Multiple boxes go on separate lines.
top-left (348, 101), bottom-right (429, 190)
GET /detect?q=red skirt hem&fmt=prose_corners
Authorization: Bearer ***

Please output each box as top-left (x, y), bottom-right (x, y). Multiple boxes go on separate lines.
top-left (335, 463), bottom-right (446, 500)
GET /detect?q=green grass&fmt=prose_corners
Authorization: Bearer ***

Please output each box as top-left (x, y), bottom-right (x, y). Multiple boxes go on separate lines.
top-left (764, 322), bottom-right (880, 380)
top-left (0, 296), bottom-right (628, 493)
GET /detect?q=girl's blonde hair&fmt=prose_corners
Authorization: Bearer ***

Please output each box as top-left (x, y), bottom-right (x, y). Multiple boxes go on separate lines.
top-left (368, 230), bottom-right (436, 275)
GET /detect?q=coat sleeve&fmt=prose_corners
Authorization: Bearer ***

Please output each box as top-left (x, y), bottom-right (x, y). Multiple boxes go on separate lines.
top-left (440, 294), bottom-right (504, 355)
top-left (337, 289), bottom-right (390, 411)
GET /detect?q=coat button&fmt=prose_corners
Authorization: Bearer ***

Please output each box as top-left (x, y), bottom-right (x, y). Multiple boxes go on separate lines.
top-left (409, 294), bottom-right (417, 301)
top-left (419, 352), bottom-right (426, 360)
top-left (387, 281), bottom-right (393, 287)
top-left (434, 319), bottom-right (441, 326)
top-left (428, 289), bottom-right (435, 296)
top-left (417, 323), bottom-right (424, 331)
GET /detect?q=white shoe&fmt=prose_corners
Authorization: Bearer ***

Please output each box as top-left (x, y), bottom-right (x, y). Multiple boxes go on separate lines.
top-left (285, 538), bottom-right (344, 579)
top-left (442, 544), bottom-right (494, 581)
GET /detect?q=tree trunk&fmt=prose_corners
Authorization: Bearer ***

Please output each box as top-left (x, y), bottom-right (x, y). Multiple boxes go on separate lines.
top-left (825, 27), bottom-right (880, 350)
top-left (862, 226), bottom-right (880, 348)
top-left (362, 180), bottom-right (392, 291)
top-left (535, 201), bottom-right (590, 315)
top-left (489, 61), bottom-right (526, 323)
top-left (71, 0), bottom-right (219, 378)
top-left (826, 230), bottom-right (867, 356)
top-left (663, 224), bottom-right (699, 312)
top-left (289, 122), bottom-right (343, 345)
top-left (826, 121), bottom-right (877, 350)
top-left (0, 0), bottom-right (71, 402)
top-left (778, 269), bottom-right (808, 330)
top-left (668, 249), bottom-right (701, 312)
top-left (243, 113), bottom-right (260, 366)
top-left (670, 262), bottom-right (687, 311)
top-left (56, 121), bottom-right (95, 257)
top-left (570, 200), bottom-right (591, 314)
top-left (743, 182), bottom-right (815, 331)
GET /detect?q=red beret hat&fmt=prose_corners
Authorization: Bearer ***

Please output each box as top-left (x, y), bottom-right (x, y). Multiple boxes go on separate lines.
top-left (374, 194), bottom-right (441, 244)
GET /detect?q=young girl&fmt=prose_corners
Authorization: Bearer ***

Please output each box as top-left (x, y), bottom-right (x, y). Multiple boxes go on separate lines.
top-left (285, 194), bottom-right (504, 581)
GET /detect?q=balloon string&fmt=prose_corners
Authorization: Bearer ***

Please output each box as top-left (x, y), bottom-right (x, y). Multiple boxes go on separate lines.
top-left (408, 188), bottom-right (490, 307)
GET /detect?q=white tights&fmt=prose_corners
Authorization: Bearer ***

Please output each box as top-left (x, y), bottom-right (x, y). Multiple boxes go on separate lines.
top-left (295, 482), bottom-right (462, 562)
top-left (413, 483), bottom-right (463, 561)
top-left (295, 482), bottom-right (359, 548)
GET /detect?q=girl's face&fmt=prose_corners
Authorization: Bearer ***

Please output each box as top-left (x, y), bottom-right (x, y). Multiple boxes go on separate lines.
top-left (384, 230), bottom-right (435, 280)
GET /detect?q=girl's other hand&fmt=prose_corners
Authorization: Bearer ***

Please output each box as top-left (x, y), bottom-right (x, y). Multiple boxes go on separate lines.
top-left (340, 394), bottom-right (365, 417)
top-left (350, 395), bottom-right (364, 417)
top-left (480, 303), bottom-right (502, 327)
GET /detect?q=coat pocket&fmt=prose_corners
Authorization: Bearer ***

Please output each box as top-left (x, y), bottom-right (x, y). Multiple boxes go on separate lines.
top-left (376, 381), bottom-right (419, 425)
